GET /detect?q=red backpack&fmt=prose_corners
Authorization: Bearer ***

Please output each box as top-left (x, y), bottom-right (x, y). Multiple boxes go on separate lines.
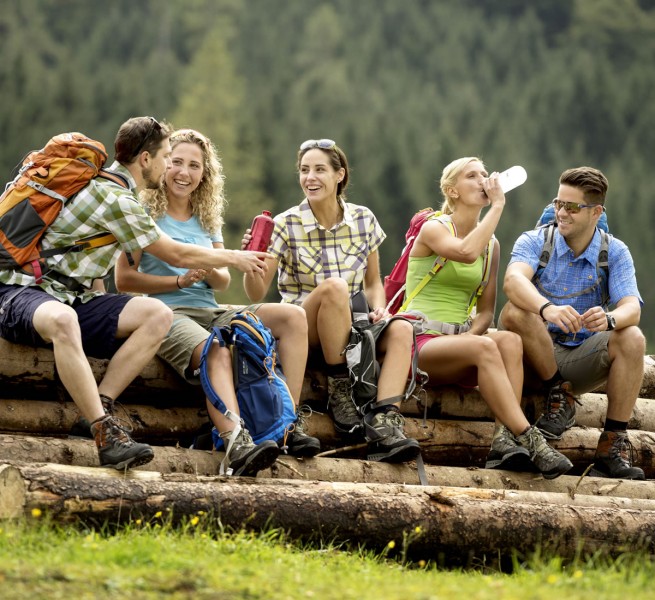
top-left (0, 132), bottom-right (128, 283)
top-left (384, 208), bottom-right (443, 313)
top-left (383, 207), bottom-right (493, 315)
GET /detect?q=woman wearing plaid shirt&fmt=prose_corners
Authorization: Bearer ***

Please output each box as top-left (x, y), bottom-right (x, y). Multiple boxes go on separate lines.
top-left (243, 139), bottom-right (420, 464)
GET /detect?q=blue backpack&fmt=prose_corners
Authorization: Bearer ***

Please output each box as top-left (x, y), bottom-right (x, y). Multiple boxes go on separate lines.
top-left (198, 311), bottom-right (297, 473)
top-left (534, 204), bottom-right (610, 307)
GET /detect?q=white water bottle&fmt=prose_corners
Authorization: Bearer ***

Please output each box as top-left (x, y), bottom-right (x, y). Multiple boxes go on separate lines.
top-left (498, 165), bottom-right (527, 193)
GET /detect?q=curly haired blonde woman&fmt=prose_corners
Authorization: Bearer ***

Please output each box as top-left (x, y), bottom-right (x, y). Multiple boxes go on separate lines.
top-left (115, 129), bottom-right (320, 476)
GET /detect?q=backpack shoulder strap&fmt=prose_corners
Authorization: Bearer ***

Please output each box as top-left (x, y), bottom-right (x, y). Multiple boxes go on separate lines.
top-left (598, 229), bottom-right (610, 307)
top-left (537, 223), bottom-right (556, 273)
top-left (466, 236), bottom-right (495, 315)
top-left (397, 215), bottom-right (455, 313)
top-left (97, 168), bottom-right (130, 189)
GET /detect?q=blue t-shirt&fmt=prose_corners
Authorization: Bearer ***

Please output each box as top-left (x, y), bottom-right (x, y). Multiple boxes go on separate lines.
top-left (139, 213), bottom-right (222, 308)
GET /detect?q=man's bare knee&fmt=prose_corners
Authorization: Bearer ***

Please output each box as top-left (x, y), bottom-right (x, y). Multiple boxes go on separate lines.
top-left (38, 306), bottom-right (80, 345)
top-left (611, 326), bottom-right (646, 359)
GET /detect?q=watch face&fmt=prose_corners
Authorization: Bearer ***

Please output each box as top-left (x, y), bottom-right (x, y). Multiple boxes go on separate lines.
top-left (607, 314), bottom-right (616, 330)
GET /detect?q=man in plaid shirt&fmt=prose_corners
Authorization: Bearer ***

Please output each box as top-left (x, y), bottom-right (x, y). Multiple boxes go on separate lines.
top-left (0, 117), bottom-right (271, 470)
top-left (500, 166), bottom-right (646, 480)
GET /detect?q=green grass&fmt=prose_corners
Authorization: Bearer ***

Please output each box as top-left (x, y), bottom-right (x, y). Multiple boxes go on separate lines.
top-left (1, 513), bottom-right (654, 599)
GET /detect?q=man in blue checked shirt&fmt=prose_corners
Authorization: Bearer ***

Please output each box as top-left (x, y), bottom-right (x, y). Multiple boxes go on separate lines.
top-left (499, 166), bottom-right (646, 480)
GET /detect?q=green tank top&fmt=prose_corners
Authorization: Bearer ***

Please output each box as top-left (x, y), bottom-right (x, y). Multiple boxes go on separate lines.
top-left (405, 254), bottom-right (483, 325)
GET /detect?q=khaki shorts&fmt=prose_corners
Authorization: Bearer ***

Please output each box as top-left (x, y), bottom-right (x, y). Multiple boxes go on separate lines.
top-left (158, 304), bottom-right (262, 382)
top-left (497, 314), bottom-right (610, 395)
top-left (552, 331), bottom-right (611, 395)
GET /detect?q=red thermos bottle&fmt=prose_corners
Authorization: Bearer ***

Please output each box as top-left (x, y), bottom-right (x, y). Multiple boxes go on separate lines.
top-left (245, 210), bottom-right (275, 252)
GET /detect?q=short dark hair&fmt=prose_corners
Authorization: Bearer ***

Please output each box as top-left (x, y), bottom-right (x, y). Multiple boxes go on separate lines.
top-left (114, 116), bottom-right (173, 164)
top-left (559, 166), bottom-right (608, 205)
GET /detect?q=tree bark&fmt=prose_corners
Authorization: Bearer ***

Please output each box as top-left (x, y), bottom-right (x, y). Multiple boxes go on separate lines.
top-left (1, 433), bottom-right (653, 496)
top-left (1, 337), bottom-right (653, 405)
top-left (2, 461), bottom-right (655, 563)
top-left (0, 398), bottom-right (209, 441)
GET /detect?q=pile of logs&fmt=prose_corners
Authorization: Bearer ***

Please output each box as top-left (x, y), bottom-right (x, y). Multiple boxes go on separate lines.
top-left (1, 337), bottom-right (655, 563)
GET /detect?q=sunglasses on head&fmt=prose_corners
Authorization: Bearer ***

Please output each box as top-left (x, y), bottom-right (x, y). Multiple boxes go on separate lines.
top-left (134, 116), bottom-right (161, 156)
top-left (299, 139), bottom-right (336, 151)
top-left (552, 199), bottom-right (603, 214)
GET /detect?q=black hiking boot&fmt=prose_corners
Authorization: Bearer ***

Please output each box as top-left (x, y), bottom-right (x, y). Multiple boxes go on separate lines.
top-left (589, 430), bottom-right (645, 480)
top-left (515, 425), bottom-right (573, 479)
top-left (363, 406), bottom-right (420, 463)
top-left (220, 427), bottom-right (280, 477)
top-left (535, 381), bottom-right (577, 440)
top-left (280, 405), bottom-right (321, 457)
top-left (327, 375), bottom-right (362, 435)
top-left (90, 414), bottom-right (154, 470)
top-left (484, 424), bottom-right (534, 472)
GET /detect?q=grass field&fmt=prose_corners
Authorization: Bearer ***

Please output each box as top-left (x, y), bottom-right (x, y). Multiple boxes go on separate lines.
top-left (1, 512), bottom-right (653, 599)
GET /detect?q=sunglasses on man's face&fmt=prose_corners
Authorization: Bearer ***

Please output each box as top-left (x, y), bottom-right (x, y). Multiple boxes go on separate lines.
top-left (552, 199), bottom-right (602, 214)
top-left (134, 116), bottom-right (161, 156)
top-left (299, 139), bottom-right (336, 151)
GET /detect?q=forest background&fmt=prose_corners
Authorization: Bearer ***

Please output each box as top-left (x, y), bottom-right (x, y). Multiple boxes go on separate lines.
top-left (2, 0), bottom-right (654, 350)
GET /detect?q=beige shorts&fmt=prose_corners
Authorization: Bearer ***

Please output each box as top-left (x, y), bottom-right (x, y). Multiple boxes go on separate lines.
top-left (157, 304), bottom-right (262, 382)
top-left (552, 331), bottom-right (611, 395)
top-left (497, 315), bottom-right (611, 394)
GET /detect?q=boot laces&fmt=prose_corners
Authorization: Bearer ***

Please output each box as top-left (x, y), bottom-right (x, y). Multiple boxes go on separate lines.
top-left (100, 395), bottom-right (134, 434)
top-left (544, 384), bottom-right (578, 421)
top-left (373, 409), bottom-right (406, 439)
top-left (610, 434), bottom-right (636, 467)
top-left (94, 415), bottom-right (134, 448)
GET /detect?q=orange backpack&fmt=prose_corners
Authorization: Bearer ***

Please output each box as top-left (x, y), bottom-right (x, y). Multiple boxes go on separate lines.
top-left (0, 132), bottom-right (128, 282)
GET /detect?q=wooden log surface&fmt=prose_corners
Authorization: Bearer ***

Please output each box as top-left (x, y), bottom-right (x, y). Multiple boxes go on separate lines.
top-left (2, 461), bottom-right (655, 562)
top-left (1, 337), bottom-right (654, 405)
top-left (3, 393), bottom-right (655, 443)
top-left (1, 433), bottom-right (653, 494)
top-left (1, 410), bottom-right (655, 476)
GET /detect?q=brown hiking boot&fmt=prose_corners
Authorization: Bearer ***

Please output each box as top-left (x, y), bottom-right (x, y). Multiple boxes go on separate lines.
top-left (589, 430), bottom-right (645, 480)
top-left (91, 414), bottom-right (154, 470)
top-left (535, 381), bottom-right (578, 440)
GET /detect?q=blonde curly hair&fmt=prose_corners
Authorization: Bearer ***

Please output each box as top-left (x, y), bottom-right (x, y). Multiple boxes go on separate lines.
top-left (140, 129), bottom-right (225, 236)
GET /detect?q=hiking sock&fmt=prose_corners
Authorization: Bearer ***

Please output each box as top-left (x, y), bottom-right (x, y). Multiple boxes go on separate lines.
top-left (543, 370), bottom-right (564, 389)
top-left (603, 418), bottom-right (628, 433)
top-left (326, 363), bottom-right (348, 378)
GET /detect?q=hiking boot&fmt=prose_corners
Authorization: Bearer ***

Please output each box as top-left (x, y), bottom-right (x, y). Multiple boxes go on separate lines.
top-left (516, 425), bottom-right (573, 479)
top-left (282, 405), bottom-right (321, 457)
top-left (70, 395), bottom-right (132, 439)
top-left (363, 407), bottom-right (420, 463)
top-left (484, 425), bottom-right (534, 472)
top-left (91, 414), bottom-right (154, 470)
top-left (327, 375), bottom-right (362, 434)
top-left (535, 381), bottom-right (577, 440)
top-left (221, 427), bottom-right (280, 477)
top-left (589, 430), bottom-right (645, 480)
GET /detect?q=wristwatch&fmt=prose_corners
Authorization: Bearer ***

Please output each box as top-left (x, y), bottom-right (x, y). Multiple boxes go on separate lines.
top-left (606, 313), bottom-right (616, 331)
